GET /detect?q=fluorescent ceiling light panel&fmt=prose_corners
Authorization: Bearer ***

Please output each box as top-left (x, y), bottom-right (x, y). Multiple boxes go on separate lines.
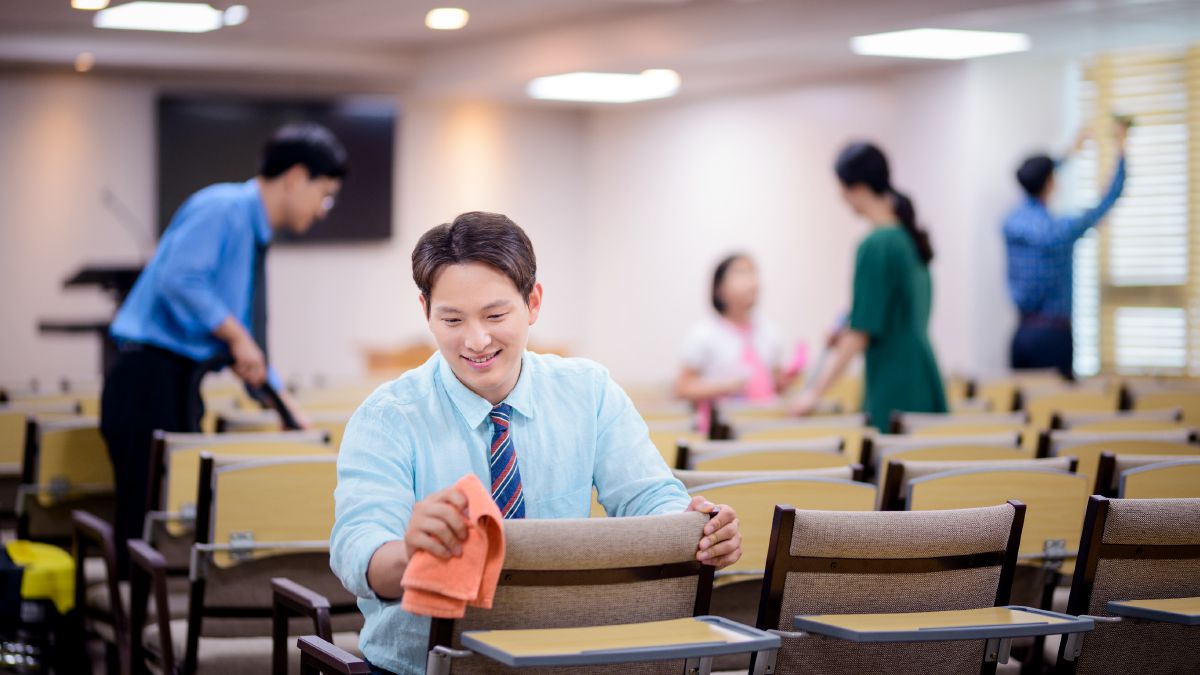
top-left (425, 8), bottom-right (469, 30)
top-left (527, 69), bottom-right (681, 103)
top-left (73, 0), bottom-right (110, 10)
top-left (94, 2), bottom-right (225, 33)
top-left (223, 4), bottom-right (248, 27)
top-left (850, 28), bottom-right (1031, 60)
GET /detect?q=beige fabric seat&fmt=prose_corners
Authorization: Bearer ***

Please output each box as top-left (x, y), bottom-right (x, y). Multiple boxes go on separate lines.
top-left (757, 502), bottom-right (1025, 674)
top-left (1055, 496), bottom-right (1200, 673)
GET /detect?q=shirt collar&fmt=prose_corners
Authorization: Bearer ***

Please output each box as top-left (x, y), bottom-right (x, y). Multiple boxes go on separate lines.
top-left (246, 178), bottom-right (273, 246)
top-left (436, 351), bottom-right (537, 429)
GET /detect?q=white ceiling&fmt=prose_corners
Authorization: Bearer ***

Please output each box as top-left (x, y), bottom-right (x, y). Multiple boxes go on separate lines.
top-left (1, 0), bottom-right (1198, 101)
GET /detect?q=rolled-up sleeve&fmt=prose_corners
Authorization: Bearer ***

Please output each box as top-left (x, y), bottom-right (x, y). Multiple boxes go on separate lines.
top-left (592, 372), bottom-right (690, 517)
top-left (330, 396), bottom-right (415, 600)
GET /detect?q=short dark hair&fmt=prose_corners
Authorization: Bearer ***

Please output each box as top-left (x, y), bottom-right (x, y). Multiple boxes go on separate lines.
top-left (260, 122), bottom-right (347, 179)
top-left (711, 253), bottom-right (750, 315)
top-left (412, 212), bottom-right (537, 316)
top-left (1016, 154), bottom-right (1055, 197)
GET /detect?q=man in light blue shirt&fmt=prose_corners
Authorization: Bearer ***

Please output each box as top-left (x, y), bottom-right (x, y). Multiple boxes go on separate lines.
top-left (331, 212), bottom-right (743, 675)
top-left (101, 123), bottom-right (345, 573)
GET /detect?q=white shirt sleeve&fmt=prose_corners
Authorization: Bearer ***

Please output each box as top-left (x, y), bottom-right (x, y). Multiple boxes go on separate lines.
top-left (680, 321), bottom-right (713, 372)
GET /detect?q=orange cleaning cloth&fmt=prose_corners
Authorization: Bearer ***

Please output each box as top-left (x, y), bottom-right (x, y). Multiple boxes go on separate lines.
top-left (400, 473), bottom-right (507, 618)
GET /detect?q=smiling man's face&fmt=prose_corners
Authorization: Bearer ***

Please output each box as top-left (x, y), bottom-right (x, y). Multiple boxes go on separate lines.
top-left (421, 261), bottom-right (542, 405)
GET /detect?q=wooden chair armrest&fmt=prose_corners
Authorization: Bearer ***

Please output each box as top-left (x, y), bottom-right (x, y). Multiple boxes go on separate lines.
top-left (71, 510), bottom-right (121, 623)
top-left (128, 538), bottom-right (175, 671)
top-left (272, 577), bottom-right (334, 675)
top-left (297, 635), bottom-right (370, 675)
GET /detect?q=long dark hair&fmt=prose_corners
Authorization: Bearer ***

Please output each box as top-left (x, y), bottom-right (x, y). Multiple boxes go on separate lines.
top-left (834, 142), bottom-right (933, 265)
top-left (711, 253), bottom-right (749, 315)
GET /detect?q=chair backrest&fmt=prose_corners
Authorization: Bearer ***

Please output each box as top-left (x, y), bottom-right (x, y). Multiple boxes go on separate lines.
top-left (22, 416), bottom-right (113, 506)
top-left (1060, 497), bottom-right (1200, 674)
top-left (869, 432), bottom-right (1026, 486)
top-left (1052, 408), bottom-right (1183, 433)
top-left (1023, 389), bottom-right (1120, 430)
top-left (672, 465), bottom-right (860, 489)
top-left (198, 454), bottom-right (337, 568)
top-left (1043, 428), bottom-right (1199, 487)
top-left (1118, 459), bottom-right (1200, 499)
top-left (429, 512), bottom-right (713, 675)
top-left (0, 400), bottom-right (81, 416)
top-left (1, 410), bottom-right (27, 469)
top-left (907, 468), bottom-right (1089, 574)
top-left (159, 440), bottom-right (334, 538)
top-left (677, 437), bottom-right (846, 472)
top-left (5, 392), bottom-right (100, 416)
top-left (758, 502), bottom-right (1024, 674)
top-left (734, 414), bottom-right (871, 463)
top-left (719, 400), bottom-right (792, 426)
top-left (879, 456), bottom-right (1076, 511)
top-left (974, 379), bottom-right (1021, 413)
top-left (174, 454), bottom-right (351, 673)
top-left (890, 411), bottom-right (1028, 435)
top-left (1132, 388), bottom-right (1200, 426)
top-left (637, 401), bottom-right (695, 424)
top-left (149, 430), bottom-right (329, 517)
top-left (821, 375), bottom-right (863, 414)
top-left (686, 478), bottom-right (876, 577)
top-left (647, 419), bottom-right (703, 468)
top-left (1095, 452), bottom-right (1200, 496)
top-left (307, 411), bottom-right (353, 449)
top-left (215, 408), bottom-right (282, 433)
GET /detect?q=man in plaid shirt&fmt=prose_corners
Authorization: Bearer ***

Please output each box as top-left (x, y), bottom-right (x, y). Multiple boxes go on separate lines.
top-left (1003, 123), bottom-right (1128, 377)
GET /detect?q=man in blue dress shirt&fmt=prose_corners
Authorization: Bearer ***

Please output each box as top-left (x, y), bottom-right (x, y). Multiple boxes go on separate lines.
top-left (100, 123), bottom-right (345, 573)
top-left (331, 212), bottom-right (743, 675)
top-left (1003, 122), bottom-right (1128, 377)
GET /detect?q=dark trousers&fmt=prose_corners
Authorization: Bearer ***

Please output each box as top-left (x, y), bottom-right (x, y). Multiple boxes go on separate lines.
top-left (99, 344), bottom-right (203, 576)
top-left (1011, 316), bottom-right (1074, 379)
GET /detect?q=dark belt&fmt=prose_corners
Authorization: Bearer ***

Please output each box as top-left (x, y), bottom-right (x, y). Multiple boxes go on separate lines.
top-left (1019, 314), bottom-right (1072, 330)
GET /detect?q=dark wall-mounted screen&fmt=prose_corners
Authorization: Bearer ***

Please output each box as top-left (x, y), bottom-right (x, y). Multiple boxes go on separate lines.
top-left (157, 95), bottom-right (396, 244)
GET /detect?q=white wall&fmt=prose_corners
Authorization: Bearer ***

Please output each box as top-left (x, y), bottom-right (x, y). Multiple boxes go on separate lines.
top-left (0, 74), bottom-right (155, 384)
top-left (0, 57), bottom-right (1073, 388)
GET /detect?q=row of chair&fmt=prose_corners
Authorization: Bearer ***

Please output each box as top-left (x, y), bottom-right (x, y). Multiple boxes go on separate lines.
top-left (285, 493), bottom-right (1199, 674)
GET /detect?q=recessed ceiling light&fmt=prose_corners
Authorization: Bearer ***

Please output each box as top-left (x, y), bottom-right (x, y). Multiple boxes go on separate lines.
top-left (425, 7), bottom-right (469, 31)
top-left (72, 0), bottom-right (110, 10)
top-left (527, 69), bottom-right (681, 104)
top-left (94, 2), bottom-right (225, 33)
top-left (75, 52), bottom-right (95, 73)
top-left (223, 4), bottom-right (248, 27)
top-left (850, 28), bottom-right (1031, 60)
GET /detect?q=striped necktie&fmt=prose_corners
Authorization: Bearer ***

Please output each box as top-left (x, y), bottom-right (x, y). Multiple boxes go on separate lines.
top-left (488, 403), bottom-right (525, 519)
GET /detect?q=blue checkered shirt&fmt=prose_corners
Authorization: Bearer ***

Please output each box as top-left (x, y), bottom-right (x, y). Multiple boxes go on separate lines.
top-left (1003, 157), bottom-right (1126, 318)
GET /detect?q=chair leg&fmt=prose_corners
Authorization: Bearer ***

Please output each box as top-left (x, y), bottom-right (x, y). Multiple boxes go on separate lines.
top-left (683, 656), bottom-right (713, 675)
top-left (750, 649), bottom-right (777, 675)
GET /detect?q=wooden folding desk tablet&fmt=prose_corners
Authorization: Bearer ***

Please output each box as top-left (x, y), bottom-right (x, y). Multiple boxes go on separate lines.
top-left (1106, 597), bottom-right (1200, 626)
top-left (459, 615), bottom-right (780, 668)
top-left (793, 606), bottom-right (1093, 643)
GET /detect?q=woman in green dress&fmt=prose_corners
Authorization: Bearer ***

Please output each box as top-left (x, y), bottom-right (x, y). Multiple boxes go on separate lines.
top-left (790, 142), bottom-right (947, 430)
